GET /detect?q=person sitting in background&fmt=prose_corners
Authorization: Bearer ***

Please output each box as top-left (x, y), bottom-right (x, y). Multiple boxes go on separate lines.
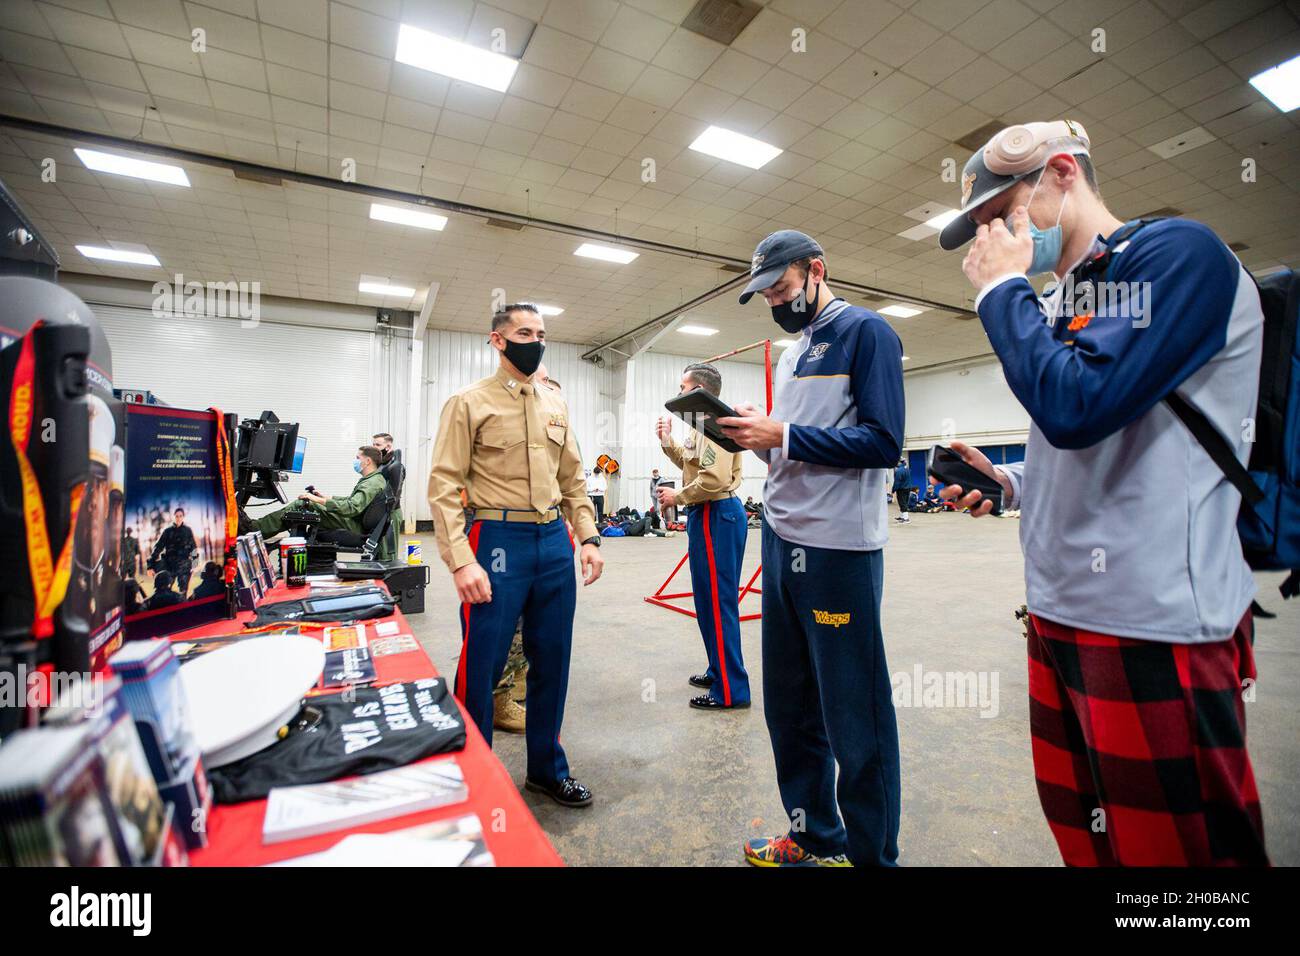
top-left (191, 561), bottom-right (226, 599)
top-left (145, 571), bottom-right (184, 610)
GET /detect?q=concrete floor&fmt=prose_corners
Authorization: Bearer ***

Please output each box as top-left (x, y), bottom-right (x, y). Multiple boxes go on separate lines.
top-left (405, 510), bottom-right (1299, 866)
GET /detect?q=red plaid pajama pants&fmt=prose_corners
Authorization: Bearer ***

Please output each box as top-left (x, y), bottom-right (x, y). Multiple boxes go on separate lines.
top-left (1027, 610), bottom-right (1267, 866)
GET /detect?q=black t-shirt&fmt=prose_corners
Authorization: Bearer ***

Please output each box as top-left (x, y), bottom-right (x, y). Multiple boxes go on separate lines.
top-left (207, 679), bottom-right (467, 803)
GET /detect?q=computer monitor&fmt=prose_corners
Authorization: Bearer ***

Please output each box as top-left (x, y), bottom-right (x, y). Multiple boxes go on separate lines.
top-left (288, 436), bottom-right (307, 474)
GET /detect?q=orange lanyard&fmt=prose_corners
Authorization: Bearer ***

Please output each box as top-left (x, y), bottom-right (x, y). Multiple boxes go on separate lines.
top-left (209, 407), bottom-right (239, 586)
top-left (7, 322), bottom-right (84, 639)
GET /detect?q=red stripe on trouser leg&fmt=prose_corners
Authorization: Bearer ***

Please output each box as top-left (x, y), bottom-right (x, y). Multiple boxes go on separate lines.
top-left (454, 521), bottom-right (484, 703)
top-left (701, 501), bottom-right (730, 706)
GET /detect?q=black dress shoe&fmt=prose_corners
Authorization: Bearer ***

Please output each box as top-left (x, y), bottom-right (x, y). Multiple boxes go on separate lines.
top-left (525, 776), bottom-right (594, 808)
top-left (689, 694), bottom-right (751, 710)
top-left (688, 674), bottom-right (715, 689)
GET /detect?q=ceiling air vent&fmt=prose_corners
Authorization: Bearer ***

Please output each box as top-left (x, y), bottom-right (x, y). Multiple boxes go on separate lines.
top-left (1228, 241), bottom-right (1250, 253)
top-left (682, 0), bottom-right (760, 46)
top-left (484, 218), bottom-right (525, 231)
top-left (718, 262), bottom-right (748, 274)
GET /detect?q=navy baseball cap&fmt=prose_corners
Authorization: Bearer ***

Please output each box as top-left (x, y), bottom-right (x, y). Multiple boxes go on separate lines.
top-left (738, 229), bottom-right (823, 304)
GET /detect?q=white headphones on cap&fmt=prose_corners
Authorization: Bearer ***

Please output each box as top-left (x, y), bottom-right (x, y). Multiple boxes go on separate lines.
top-left (984, 120), bottom-right (1090, 175)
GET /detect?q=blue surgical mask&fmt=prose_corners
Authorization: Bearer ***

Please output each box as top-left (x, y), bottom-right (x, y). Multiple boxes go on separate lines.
top-left (353, 459), bottom-right (362, 474)
top-left (1013, 173), bottom-right (1069, 276)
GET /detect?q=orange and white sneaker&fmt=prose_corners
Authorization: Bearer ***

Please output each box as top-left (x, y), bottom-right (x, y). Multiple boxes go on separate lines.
top-left (743, 835), bottom-right (851, 867)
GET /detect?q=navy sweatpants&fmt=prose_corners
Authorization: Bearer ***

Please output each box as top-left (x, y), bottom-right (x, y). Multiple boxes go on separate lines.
top-left (686, 496), bottom-right (750, 705)
top-left (760, 522), bottom-right (900, 865)
top-left (454, 515), bottom-right (576, 784)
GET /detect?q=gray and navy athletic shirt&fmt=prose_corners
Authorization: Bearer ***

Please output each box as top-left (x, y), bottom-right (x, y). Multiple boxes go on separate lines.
top-left (755, 299), bottom-right (905, 551)
top-left (979, 218), bottom-right (1263, 644)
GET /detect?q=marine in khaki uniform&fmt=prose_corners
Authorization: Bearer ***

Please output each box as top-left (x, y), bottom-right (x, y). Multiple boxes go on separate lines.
top-left (428, 304), bottom-right (603, 808)
top-left (655, 362), bottom-right (751, 710)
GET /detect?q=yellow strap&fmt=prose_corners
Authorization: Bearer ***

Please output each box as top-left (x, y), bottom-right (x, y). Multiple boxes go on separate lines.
top-left (8, 323), bottom-right (83, 639)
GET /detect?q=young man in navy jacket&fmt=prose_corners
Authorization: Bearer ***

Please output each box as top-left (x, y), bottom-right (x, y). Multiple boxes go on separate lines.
top-left (721, 230), bottom-right (905, 867)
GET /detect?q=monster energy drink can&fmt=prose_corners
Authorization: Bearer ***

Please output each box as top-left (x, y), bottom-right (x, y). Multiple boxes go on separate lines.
top-left (406, 540), bottom-right (422, 565)
top-left (282, 537), bottom-right (308, 587)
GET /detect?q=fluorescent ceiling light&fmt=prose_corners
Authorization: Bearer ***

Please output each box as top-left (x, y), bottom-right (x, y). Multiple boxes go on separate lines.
top-left (923, 209), bottom-right (961, 229)
top-left (678, 324), bottom-right (717, 336)
top-left (358, 276), bottom-right (415, 296)
top-left (774, 339), bottom-right (798, 347)
top-left (74, 148), bottom-right (189, 186)
top-left (370, 203), bottom-right (447, 231)
top-left (880, 304), bottom-right (924, 318)
top-left (76, 245), bottom-right (160, 266)
top-left (688, 125), bottom-right (782, 169)
top-left (394, 23), bottom-right (518, 93)
top-left (534, 304), bottom-right (564, 316)
top-left (901, 355), bottom-right (910, 361)
top-left (574, 243), bottom-right (638, 264)
top-left (1249, 54), bottom-right (1300, 112)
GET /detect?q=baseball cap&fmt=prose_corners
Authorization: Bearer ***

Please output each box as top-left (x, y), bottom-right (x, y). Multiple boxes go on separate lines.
top-left (738, 229), bottom-right (823, 304)
top-left (939, 120), bottom-right (1091, 251)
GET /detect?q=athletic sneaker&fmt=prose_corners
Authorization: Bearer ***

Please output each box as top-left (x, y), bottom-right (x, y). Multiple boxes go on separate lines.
top-left (743, 835), bottom-right (852, 867)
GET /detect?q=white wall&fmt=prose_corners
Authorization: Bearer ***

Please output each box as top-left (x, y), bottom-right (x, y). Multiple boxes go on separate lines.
top-left (617, 348), bottom-right (771, 509)
top-left (84, 302), bottom-right (379, 522)
top-left (903, 359), bottom-right (1030, 450)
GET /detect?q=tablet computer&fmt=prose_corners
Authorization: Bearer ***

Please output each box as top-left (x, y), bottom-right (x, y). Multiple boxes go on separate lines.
top-left (664, 387), bottom-right (746, 454)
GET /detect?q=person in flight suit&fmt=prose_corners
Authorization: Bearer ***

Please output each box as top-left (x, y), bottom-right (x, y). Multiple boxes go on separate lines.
top-left (654, 362), bottom-right (750, 711)
top-left (253, 446), bottom-right (392, 558)
top-left (149, 508), bottom-right (198, 597)
top-left (428, 303), bottom-right (604, 808)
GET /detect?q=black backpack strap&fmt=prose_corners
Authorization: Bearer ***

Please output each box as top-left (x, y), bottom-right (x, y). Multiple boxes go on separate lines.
top-left (1164, 392), bottom-right (1265, 506)
top-left (1073, 218), bottom-right (1163, 285)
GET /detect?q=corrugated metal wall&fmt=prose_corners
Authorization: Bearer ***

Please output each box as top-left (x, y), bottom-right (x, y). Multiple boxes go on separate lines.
top-left (616, 348), bottom-right (771, 511)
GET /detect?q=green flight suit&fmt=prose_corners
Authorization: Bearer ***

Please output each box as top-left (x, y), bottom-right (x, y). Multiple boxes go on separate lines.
top-left (256, 471), bottom-right (394, 559)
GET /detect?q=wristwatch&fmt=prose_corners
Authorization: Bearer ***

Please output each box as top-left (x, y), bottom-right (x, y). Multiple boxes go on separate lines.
top-left (581, 535), bottom-right (601, 548)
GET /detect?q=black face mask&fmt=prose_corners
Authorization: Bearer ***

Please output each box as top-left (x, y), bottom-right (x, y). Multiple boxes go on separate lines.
top-left (501, 338), bottom-right (545, 378)
top-left (770, 272), bottom-right (819, 334)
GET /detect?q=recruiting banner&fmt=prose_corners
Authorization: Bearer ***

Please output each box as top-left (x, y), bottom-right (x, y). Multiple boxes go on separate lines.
top-left (123, 404), bottom-right (230, 639)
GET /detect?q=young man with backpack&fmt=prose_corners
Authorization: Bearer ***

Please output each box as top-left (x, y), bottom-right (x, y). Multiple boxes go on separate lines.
top-left (937, 120), bottom-right (1276, 866)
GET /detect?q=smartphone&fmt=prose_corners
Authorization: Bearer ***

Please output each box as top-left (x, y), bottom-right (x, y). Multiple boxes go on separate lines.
top-left (927, 444), bottom-right (1004, 515)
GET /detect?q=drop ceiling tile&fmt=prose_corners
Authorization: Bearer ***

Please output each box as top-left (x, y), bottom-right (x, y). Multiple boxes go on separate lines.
top-left (599, 1), bottom-right (673, 61)
top-left (255, 0), bottom-right (329, 40)
top-left (328, 43), bottom-right (390, 89)
top-left (259, 24), bottom-right (327, 73)
top-left (328, 0), bottom-right (398, 58)
top-left (577, 45), bottom-right (646, 95)
top-left (184, 3), bottom-right (262, 57)
top-left (650, 27), bottom-right (724, 81)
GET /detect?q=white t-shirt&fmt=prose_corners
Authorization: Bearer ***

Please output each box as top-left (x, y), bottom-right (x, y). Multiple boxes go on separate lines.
top-left (587, 472), bottom-right (607, 496)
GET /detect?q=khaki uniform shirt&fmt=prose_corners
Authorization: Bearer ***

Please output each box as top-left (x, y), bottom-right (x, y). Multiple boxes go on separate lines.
top-left (429, 367), bottom-right (597, 571)
top-left (661, 429), bottom-right (742, 507)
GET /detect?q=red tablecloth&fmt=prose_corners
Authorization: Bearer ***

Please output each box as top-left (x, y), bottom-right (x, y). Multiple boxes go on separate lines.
top-left (168, 582), bottom-right (562, 867)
